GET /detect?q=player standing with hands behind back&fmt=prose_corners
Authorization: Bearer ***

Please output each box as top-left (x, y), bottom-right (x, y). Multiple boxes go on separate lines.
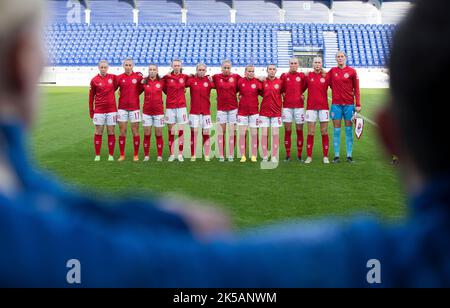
top-left (116, 58), bottom-right (144, 162)
top-left (329, 51), bottom-right (361, 163)
top-left (89, 60), bottom-right (118, 162)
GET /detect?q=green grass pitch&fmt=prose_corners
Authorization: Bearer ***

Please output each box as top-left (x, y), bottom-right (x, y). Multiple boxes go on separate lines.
top-left (32, 87), bottom-right (405, 229)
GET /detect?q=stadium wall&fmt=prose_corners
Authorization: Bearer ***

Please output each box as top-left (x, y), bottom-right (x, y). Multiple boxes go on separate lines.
top-left (40, 66), bottom-right (389, 88)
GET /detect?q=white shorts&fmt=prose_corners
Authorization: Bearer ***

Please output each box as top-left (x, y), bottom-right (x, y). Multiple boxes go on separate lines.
top-left (189, 114), bottom-right (212, 129)
top-left (282, 108), bottom-right (305, 124)
top-left (237, 114), bottom-right (259, 128)
top-left (118, 109), bottom-right (141, 123)
top-left (305, 110), bottom-right (330, 123)
top-left (93, 112), bottom-right (117, 126)
top-left (258, 116), bottom-right (282, 128)
top-left (142, 114), bottom-right (165, 128)
top-left (217, 109), bottom-right (238, 124)
top-left (165, 107), bottom-right (188, 124)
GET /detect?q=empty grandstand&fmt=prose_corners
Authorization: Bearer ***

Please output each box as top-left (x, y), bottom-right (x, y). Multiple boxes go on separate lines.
top-left (42, 0), bottom-right (412, 86)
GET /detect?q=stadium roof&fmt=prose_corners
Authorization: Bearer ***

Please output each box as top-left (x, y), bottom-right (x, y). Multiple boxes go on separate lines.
top-left (72, 0), bottom-right (415, 10)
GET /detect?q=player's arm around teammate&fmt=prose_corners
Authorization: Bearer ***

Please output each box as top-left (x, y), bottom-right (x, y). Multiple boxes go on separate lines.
top-left (186, 63), bottom-right (214, 162)
top-left (89, 60), bottom-right (118, 162)
top-left (162, 59), bottom-right (189, 162)
top-left (304, 57), bottom-right (331, 164)
top-left (237, 65), bottom-right (262, 163)
top-left (259, 64), bottom-right (283, 163)
top-left (142, 64), bottom-right (165, 162)
top-left (329, 51), bottom-right (361, 163)
top-left (116, 58), bottom-right (144, 162)
top-left (212, 60), bottom-right (241, 162)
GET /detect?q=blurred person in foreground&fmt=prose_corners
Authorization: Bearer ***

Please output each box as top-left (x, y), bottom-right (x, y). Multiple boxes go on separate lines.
top-left (1, 0), bottom-right (450, 287)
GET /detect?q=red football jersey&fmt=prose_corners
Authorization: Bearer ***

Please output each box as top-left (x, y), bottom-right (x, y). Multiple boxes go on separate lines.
top-left (212, 73), bottom-right (240, 111)
top-left (329, 66), bottom-right (360, 107)
top-left (116, 71), bottom-right (144, 111)
top-left (162, 73), bottom-right (188, 109)
top-left (280, 71), bottom-right (307, 108)
top-left (143, 78), bottom-right (165, 116)
top-left (89, 73), bottom-right (118, 115)
top-left (186, 76), bottom-right (214, 115)
top-left (260, 77), bottom-right (284, 118)
top-left (305, 71), bottom-right (330, 110)
top-left (237, 77), bottom-right (262, 116)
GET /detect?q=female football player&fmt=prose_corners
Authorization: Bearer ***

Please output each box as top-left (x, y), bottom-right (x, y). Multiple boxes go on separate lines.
top-left (142, 64), bottom-right (165, 162)
top-left (212, 60), bottom-right (241, 162)
top-left (186, 63), bottom-right (215, 162)
top-left (329, 51), bottom-right (361, 163)
top-left (163, 59), bottom-right (189, 162)
top-left (89, 60), bottom-right (118, 162)
top-left (116, 58), bottom-right (144, 162)
top-left (259, 64), bottom-right (284, 163)
top-left (304, 57), bottom-right (330, 164)
top-left (237, 65), bottom-right (262, 163)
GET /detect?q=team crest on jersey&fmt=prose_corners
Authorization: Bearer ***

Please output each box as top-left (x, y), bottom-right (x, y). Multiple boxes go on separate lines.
top-left (203, 82), bottom-right (209, 87)
top-left (320, 78), bottom-right (326, 83)
top-left (108, 79), bottom-right (113, 84)
top-left (296, 77), bottom-right (301, 82)
top-left (229, 77), bottom-right (234, 82)
top-left (241, 83), bottom-right (245, 87)
top-left (156, 83), bottom-right (161, 88)
top-left (99, 83), bottom-right (103, 86)
top-left (194, 82), bottom-right (197, 86)
top-left (344, 73), bottom-right (350, 79)
top-left (122, 80), bottom-right (126, 83)
top-left (265, 84), bottom-right (268, 87)
top-left (311, 78), bottom-right (314, 82)
top-left (251, 84), bottom-right (257, 89)
top-left (287, 78), bottom-right (290, 81)
top-left (171, 80), bottom-right (174, 83)
top-left (132, 79), bottom-right (137, 84)
top-left (274, 84), bottom-right (280, 89)
top-left (335, 73), bottom-right (338, 77)
top-left (179, 78), bottom-right (184, 83)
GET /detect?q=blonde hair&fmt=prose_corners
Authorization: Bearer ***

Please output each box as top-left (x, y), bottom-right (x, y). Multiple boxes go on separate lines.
top-left (0, 0), bottom-right (44, 91)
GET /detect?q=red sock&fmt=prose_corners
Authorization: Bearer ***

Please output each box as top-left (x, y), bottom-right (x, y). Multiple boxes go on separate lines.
top-left (133, 135), bottom-right (140, 156)
top-left (178, 130), bottom-right (184, 153)
top-left (144, 134), bottom-right (151, 157)
top-left (284, 129), bottom-right (292, 158)
top-left (307, 135), bottom-right (314, 157)
top-left (168, 131), bottom-right (175, 155)
top-left (94, 134), bottom-right (102, 156)
top-left (203, 133), bottom-right (210, 157)
top-left (107, 135), bottom-right (115, 156)
top-left (190, 130), bottom-right (196, 156)
top-left (322, 134), bottom-right (329, 157)
top-left (297, 129), bottom-right (304, 158)
top-left (156, 135), bottom-right (164, 157)
top-left (119, 136), bottom-right (126, 156)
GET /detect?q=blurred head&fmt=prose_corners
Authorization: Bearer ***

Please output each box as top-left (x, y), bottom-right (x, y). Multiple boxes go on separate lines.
top-left (148, 64), bottom-right (158, 79)
top-left (196, 63), bottom-right (207, 78)
top-left (0, 0), bottom-right (45, 127)
top-left (378, 0), bottom-right (450, 192)
top-left (336, 51), bottom-right (347, 67)
top-left (221, 60), bottom-right (232, 76)
top-left (245, 65), bottom-right (255, 79)
top-left (171, 59), bottom-right (182, 74)
top-left (98, 60), bottom-right (109, 76)
top-left (123, 58), bottom-right (134, 74)
top-left (266, 64), bottom-right (277, 78)
top-left (313, 57), bottom-right (323, 72)
top-left (289, 58), bottom-right (299, 73)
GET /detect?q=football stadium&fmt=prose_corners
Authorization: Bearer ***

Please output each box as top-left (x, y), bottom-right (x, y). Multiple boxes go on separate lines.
top-left (35, 0), bottom-right (412, 229)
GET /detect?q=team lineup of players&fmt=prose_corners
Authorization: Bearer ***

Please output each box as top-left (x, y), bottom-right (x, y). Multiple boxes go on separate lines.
top-left (89, 51), bottom-right (360, 164)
